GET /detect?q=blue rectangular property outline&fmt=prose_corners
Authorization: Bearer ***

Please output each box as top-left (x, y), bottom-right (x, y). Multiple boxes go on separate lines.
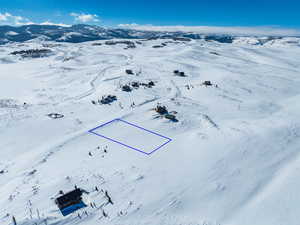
top-left (88, 118), bottom-right (172, 155)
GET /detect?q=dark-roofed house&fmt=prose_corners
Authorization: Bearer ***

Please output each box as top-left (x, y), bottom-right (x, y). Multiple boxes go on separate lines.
top-left (55, 188), bottom-right (88, 216)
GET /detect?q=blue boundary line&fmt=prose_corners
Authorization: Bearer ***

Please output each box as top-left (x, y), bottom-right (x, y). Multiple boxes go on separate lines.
top-left (88, 119), bottom-right (119, 132)
top-left (88, 118), bottom-right (172, 155)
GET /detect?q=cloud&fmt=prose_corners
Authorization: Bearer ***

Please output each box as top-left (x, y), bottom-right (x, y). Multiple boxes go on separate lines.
top-left (0, 12), bottom-right (33, 26)
top-left (0, 12), bottom-right (71, 27)
top-left (0, 12), bottom-right (10, 21)
top-left (70, 13), bottom-right (100, 23)
top-left (118, 24), bottom-right (300, 36)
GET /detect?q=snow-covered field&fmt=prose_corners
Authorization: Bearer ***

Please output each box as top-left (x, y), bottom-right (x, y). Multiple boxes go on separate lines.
top-left (0, 37), bottom-right (300, 225)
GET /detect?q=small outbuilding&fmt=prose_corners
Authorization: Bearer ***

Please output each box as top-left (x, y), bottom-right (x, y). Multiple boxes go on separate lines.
top-left (131, 82), bottom-right (140, 88)
top-left (47, 113), bottom-right (64, 119)
top-left (179, 72), bottom-right (186, 77)
top-left (122, 85), bottom-right (132, 92)
top-left (165, 114), bottom-right (178, 122)
top-left (126, 69), bottom-right (134, 75)
top-left (174, 70), bottom-right (186, 77)
top-left (203, 81), bottom-right (213, 86)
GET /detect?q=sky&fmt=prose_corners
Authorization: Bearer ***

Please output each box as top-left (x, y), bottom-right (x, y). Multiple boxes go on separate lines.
top-left (0, 0), bottom-right (300, 34)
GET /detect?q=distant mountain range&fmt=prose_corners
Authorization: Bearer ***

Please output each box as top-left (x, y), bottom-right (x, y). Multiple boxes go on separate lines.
top-left (0, 24), bottom-right (298, 45)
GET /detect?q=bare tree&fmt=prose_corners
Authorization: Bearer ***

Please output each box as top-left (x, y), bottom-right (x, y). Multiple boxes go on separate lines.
top-left (105, 191), bottom-right (113, 205)
top-left (12, 216), bottom-right (17, 225)
top-left (36, 208), bottom-right (40, 219)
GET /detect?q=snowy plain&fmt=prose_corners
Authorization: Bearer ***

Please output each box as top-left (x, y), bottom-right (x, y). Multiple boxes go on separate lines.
top-left (0, 37), bottom-right (300, 225)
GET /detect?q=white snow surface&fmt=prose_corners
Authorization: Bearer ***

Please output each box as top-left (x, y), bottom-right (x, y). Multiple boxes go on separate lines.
top-left (0, 38), bottom-right (300, 225)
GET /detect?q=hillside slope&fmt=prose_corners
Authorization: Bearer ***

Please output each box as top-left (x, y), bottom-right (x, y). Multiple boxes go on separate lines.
top-left (0, 38), bottom-right (300, 225)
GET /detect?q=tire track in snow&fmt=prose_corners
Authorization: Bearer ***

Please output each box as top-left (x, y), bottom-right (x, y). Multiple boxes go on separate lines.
top-left (68, 52), bottom-right (133, 101)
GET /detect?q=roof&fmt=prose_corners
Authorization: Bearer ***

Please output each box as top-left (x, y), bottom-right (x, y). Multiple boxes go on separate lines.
top-left (55, 189), bottom-right (83, 206)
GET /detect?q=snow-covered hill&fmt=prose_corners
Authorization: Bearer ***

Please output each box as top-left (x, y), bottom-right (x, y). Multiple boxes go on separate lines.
top-left (0, 37), bottom-right (300, 225)
top-left (1, 24), bottom-right (300, 46)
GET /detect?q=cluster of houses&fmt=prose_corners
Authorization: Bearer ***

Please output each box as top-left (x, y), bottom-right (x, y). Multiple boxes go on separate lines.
top-left (121, 80), bottom-right (155, 92)
top-left (104, 40), bottom-right (136, 49)
top-left (174, 70), bottom-right (187, 77)
top-left (91, 95), bottom-right (117, 105)
top-left (10, 49), bottom-right (52, 58)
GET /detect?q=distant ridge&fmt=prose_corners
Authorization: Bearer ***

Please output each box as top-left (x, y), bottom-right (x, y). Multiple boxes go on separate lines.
top-left (0, 24), bottom-right (299, 45)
